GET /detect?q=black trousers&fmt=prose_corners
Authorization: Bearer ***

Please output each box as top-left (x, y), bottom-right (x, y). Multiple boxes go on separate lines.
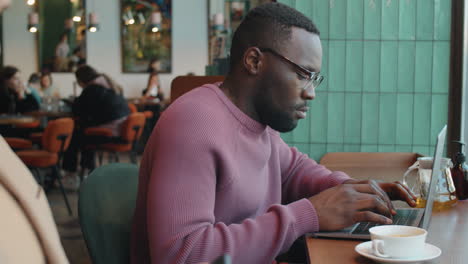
top-left (62, 129), bottom-right (121, 172)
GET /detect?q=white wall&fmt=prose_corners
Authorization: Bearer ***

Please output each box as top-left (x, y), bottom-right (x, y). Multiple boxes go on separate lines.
top-left (3, 0), bottom-right (208, 98)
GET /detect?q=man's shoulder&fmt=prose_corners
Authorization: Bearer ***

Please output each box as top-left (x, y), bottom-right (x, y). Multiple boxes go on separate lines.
top-left (165, 85), bottom-right (226, 119)
top-left (172, 84), bottom-right (218, 103)
top-left (158, 85), bottom-right (235, 135)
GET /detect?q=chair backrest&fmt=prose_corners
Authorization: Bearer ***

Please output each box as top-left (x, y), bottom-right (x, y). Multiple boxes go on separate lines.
top-left (120, 113), bottom-right (146, 143)
top-left (170, 75), bottom-right (225, 104)
top-left (42, 118), bottom-right (74, 153)
top-left (127, 103), bottom-right (138, 113)
top-left (78, 163), bottom-right (139, 264)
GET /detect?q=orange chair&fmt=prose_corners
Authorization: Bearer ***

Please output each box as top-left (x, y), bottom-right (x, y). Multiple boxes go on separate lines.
top-left (4, 137), bottom-right (33, 150)
top-left (16, 118), bottom-right (74, 215)
top-left (3, 120), bottom-right (42, 148)
top-left (29, 132), bottom-right (44, 145)
top-left (85, 113), bottom-right (146, 165)
top-left (128, 102), bottom-right (154, 119)
top-left (128, 102), bottom-right (138, 113)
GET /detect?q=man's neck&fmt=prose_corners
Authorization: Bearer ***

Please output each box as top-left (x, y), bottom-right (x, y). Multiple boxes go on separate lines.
top-left (219, 75), bottom-right (260, 123)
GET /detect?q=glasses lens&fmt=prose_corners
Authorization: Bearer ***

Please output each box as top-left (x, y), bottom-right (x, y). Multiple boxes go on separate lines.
top-left (313, 75), bottom-right (324, 88)
top-left (302, 74), bottom-right (323, 91)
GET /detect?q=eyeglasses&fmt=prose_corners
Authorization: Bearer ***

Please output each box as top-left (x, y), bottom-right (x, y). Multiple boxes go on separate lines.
top-left (259, 47), bottom-right (324, 91)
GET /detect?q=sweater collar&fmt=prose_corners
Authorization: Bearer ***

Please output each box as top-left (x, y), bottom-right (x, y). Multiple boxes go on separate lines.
top-left (205, 82), bottom-right (267, 134)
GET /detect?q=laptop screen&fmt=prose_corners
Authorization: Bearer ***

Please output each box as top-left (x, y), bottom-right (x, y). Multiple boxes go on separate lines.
top-left (420, 125), bottom-right (447, 230)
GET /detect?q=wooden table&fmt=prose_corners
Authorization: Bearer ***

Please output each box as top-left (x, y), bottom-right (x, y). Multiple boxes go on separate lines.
top-left (306, 200), bottom-right (468, 264)
top-left (0, 115), bottom-right (37, 125)
top-left (24, 110), bottom-right (72, 118)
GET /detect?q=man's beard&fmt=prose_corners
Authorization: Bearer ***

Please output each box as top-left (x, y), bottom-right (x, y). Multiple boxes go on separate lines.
top-left (254, 81), bottom-right (298, 133)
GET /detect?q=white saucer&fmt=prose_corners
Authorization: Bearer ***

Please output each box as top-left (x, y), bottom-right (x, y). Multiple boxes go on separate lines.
top-left (355, 241), bottom-right (441, 263)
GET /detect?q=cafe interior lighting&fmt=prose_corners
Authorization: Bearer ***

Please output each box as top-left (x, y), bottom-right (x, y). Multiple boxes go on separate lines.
top-left (26, 0), bottom-right (35, 6)
top-left (27, 12), bottom-right (39, 33)
top-left (88, 12), bottom-right (99, 32)
top-left (73, 9), bottom-right (83, 22)
top-left (124, 9), bottom-right (135, 26)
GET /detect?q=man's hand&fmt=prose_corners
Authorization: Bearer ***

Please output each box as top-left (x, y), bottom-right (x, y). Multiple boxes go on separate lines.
top-left (308, 180), bottom-right (417, 231)
top-left (345, 179), bottom-right (418, 210)
top-left (309, 183), bottom-right (395, 231)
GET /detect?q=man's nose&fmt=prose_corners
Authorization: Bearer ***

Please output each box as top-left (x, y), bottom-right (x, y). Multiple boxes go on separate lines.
top-left (301, 85), bottom-right (316, 100)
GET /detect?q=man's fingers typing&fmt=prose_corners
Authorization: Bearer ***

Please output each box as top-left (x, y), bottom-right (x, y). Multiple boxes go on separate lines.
top-left (352, 211), bottom-right (392, 225)
top-left (369, 180), bottom-right (396, 214)
top-left (348, 183), bottom-right (395, 214)
top-left (392, 182), bottom-right (417, 206)
top-left (353, 195), bottom-right (393, 218)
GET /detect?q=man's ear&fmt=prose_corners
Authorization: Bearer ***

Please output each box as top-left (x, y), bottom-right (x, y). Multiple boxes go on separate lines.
top-left (242, 47), bottom-right (264, 75)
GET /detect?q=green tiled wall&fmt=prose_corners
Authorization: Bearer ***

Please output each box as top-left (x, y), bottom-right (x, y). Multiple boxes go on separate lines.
top-left (279, 0), bottom-right (451, 161)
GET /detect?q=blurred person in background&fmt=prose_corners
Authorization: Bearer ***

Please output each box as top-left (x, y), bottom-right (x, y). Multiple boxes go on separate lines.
top-left (0, 66), bottom-right (39, 115)
top-left (27, 73), bottom-right (42, 105)
top-left (141, 71), bottom-right (164, 101)
top-left (40, 72), bottom-right (60, 98)
top-left (142, 58), bottom-right (165, 101)
top-left (62, 65), bottom-right (129, 189)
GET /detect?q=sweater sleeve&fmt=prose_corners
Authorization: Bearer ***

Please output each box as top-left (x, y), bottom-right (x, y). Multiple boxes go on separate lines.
top-left (275, 135), bottom-right (351, 204)
top-left (143, 106), bottom-right (319, 264)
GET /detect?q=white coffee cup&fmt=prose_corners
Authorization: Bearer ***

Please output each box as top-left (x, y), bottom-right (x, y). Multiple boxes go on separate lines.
top-left (369, 225), bottom-right (427, 259)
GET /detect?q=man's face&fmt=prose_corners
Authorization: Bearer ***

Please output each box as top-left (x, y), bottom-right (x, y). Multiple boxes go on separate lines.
top-left (0, 0), bottom-right (11, 13)
top-left (254, 27), bottom-right (322, 132)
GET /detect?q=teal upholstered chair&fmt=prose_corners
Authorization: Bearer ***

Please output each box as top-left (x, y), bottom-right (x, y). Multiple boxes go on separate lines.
top-left (78, 163), bottom-right (138, 264)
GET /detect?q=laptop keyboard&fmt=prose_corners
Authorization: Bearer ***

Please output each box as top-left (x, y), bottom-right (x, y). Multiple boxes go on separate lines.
top-left (352, 209), bottom-right (419, 235)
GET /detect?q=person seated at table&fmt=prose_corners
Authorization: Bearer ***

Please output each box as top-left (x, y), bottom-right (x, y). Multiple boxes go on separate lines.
top-left (141, 58), bottom-right (165, 102)
top-left (130, 3), bottom-right (417, 264)
top-left (74, 65), bottom-right (124, 96)
top-left (0, 66), bottom-right (39, 115)
top-left (27, 73), bottom-right (42, 105)
top-left (62, 65), bottom-right (130, 188)
top-left (39, 71), bottom-right (60, 98)
top-left (141, 72), bottom-right (164, 102)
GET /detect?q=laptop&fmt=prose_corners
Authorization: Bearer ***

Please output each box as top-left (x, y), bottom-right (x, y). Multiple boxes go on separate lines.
top-left (313, 125), bottom-right (447, 240)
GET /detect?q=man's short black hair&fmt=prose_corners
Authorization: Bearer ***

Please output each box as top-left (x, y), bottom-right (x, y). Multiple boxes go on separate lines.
top-left (229, 2), bottom-right (319, 70)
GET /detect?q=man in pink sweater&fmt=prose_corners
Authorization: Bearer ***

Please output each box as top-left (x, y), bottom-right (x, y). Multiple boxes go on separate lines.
top-left (131, 3), bottom-right (416, 264)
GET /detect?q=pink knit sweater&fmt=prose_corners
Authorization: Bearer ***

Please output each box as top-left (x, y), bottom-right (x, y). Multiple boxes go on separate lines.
top-left (131, 83), bottom-right (350, 264)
